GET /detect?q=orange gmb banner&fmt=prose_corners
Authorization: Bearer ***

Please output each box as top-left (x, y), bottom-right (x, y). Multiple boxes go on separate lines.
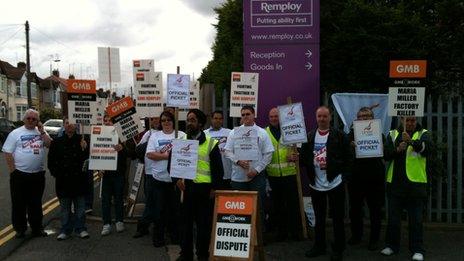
top-left (106, 96), bottom-right (134, 118)
top-left (67, 79), bottom-right (97, 94)
top-left (389, 60), bottom-right (427, 78)
top-left (217, 195), bottom-right (254, 215)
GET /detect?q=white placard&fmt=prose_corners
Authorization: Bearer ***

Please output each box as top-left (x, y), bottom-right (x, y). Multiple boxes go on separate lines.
top-left (214, 222), bottom-right (251, 258)
top-left (167, 74), bottom-right (190, 108)
top-left (98, 47), bottom-right (121, 83)
top-left (170, 139), bottom-right (199, 180)
top-left (388, 87), bottom-right (425, 117)
top-left (132, 59), bottom-right (155, 74)
top-left (68, 100), bottom-right (98, 125)
top-left (229, 72), bottom-right (259, 118)
top-left (353, 119), bottom-right (384, 158)
top-left (96, 97), bottom-right (107, 125)
top-left (129, 163), bottom-right (144, 201)
top-left (89, 125), bottom-right (119, 170)
top-left (179, 81), bottom-right (200, 120)
top-left (107, 97), bottom-right (144, 142)
top-left (134, 71), bottom-right (164, 118)
top-left (233, 126), bottom-right (259, 160)
top-left (278, 102), bottom-right (307, 145)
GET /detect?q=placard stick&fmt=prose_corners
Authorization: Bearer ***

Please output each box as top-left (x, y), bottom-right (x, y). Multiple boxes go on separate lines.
top-left (176, 65), bottom-right (184, 203)
top-left (287, 97), bottom-right (308, 239)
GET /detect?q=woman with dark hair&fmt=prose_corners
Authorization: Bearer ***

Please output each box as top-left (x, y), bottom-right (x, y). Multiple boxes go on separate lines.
top-left (144, 111), bottom-right (185, 247)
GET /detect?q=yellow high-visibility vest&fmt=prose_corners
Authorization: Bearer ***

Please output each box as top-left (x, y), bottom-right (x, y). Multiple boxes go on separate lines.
top-left (386, 129), bottom-right (427, 183)
top-left (265, 127), bottom-right (297, 177)
top-left (194, 136), bottom-right (218, 183)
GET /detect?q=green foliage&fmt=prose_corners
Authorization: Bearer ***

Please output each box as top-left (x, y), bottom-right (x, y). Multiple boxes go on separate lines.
top-left (39, 107), bottom-right (62, 123)
top-left (200, 0), bottom-right (464, 98)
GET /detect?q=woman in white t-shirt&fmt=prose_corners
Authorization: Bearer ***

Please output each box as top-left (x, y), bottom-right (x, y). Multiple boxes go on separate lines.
top-left (144, 111), bottom-right (185, 246)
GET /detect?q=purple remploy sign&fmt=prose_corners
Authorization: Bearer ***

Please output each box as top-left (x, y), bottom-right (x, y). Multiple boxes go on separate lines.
top-left (243, 0), bottom-right (320, 129)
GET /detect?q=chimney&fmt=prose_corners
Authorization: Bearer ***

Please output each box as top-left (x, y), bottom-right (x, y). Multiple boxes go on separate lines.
top-left (52, 70), bottom-right (60, 77)
top-left (17, 62), bottom-right (26, 70)
top-left (68, 74), bottom-right (75, 79)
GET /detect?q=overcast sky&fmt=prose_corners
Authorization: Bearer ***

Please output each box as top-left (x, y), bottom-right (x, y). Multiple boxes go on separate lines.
top-left (0, 0), bottom-right (225, 94)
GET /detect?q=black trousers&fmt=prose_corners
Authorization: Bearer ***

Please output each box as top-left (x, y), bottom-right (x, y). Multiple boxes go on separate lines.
top-left (179, 182), bottom-right (213, 259)
top-left (152, 179), bottom-right (179, 244)
top-left (10, 170), bottom-right (45, 233)
top-left (310, 183), bottom-right (346, 253)
top-left (268, 175), bottom-right (301, 238)
top-left (348, 178), bottom-right (384, 243)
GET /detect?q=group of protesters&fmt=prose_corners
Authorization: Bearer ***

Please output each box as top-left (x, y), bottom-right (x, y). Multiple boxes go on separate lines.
top-left (2, 103), bottom-right (430, 261)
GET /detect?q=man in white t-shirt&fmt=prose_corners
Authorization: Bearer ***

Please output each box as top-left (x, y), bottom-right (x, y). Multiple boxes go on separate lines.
top-left (2, 109), bottom-right (52, 238)
top-left (300, 106), bottom-right (350, 261)
top-left (224, 105), bottom-right (274, 230)
top-left (204, 110), bottom-right (232, 188)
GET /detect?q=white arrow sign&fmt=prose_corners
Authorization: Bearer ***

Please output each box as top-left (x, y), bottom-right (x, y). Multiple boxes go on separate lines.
top-left (305, 50), bottom-right (312, 58)
top-left (305, 62), bottom-right (313, 70)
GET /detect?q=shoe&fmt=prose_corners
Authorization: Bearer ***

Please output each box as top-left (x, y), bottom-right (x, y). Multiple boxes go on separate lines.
top-left (304, 247), bottom-right (326, 258)
top-left (79, 231), bottom-right (90, 239)
top-left (368, 241), bottom-right (380, 251)
top-left (381, 247), bottom-right (395, 256)
top-left (101, 224), bottom-right (111, 236)
top-left (56, 233), bottom-right (69, 241)
top-left (115, 222), bottom-right (125, 233)
top-left (15, 231), bottom-right (26, 239)
top-left (330, 252), bottom-right (343, 261)
top-left (347, 237), bottom-right (362, 245)
top-left (32, 230), bottom-right (48, 237)
top-left (412, 253), bottom-right (424, 261)
top-left (85, 209), bottom-right (93, 214)
top-left (133, 230), bottom-right (148, 238)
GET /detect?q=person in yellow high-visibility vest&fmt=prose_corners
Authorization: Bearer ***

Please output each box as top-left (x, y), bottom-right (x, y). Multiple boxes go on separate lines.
top-left (381, 117), bottom-right (429, 261)
top-left (175, 109), bottom-right (224, 261)
top-left (265, 108), bottom-right (301, 242)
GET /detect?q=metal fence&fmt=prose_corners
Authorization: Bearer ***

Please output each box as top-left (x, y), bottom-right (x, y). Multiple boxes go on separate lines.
top-left (328, 94), bottom-right (464, 224)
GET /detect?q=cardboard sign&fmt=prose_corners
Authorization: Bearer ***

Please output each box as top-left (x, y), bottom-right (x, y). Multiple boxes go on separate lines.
top-left (211, 191), bottom-right (258, 260)
top-left (98, 47), bottom-right (121, 82)
top-left (389, 60), bottom-right (427, 78)
top-left (233, 126), bottom-right (259, 160)
top-left (179, 81), bottom-right (200, 120)
top-left (169, 139), bottom-right (199, 180)
top-left (388, 87), bottom-right (425, 117)
top-left (106, 96), bottom-right (144, 142)
top-left (67, 79), bottom-right (98, 125)
top-left (278, 102), bottom-right (307, 145)
top-left (132, 59), bottom-right (155, 73)
top-left (89, 125), bottom-right (118, 170)
top-left (129, 163), bottom-right (144, 201)
top-left (353, 119), bottom-right (384, 158)
top-left (167, 74), bottom-right (191, 108)
top-left (134, 71), bottom-right (164, 118)
top-left (229, 72), bottom-right (259, 118)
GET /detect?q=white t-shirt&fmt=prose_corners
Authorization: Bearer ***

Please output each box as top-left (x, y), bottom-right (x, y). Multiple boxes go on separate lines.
top-left (204, 127), bottom-right (232, 180)
top-left (310, 130), bottom-right (342, 191)
top-left (2, 126), bottom-right (45, 173)
top-left (224, 124), bottom-right (274, 182)
top-left (145, 130), bottom-right (186, 182)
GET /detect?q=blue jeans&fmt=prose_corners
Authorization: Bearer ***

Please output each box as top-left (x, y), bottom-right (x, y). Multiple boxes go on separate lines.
top-left (231, 174), bottom-right (267, 229)
top-left (101, 174), bottom-right (125, 224)
top-left (59, 196), bottom-right (86, 234)
top-left (385, 194), bottom-right (425, 254)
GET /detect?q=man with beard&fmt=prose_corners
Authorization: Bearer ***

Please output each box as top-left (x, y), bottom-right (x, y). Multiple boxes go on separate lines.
top-left (176, 109), bottom-right (223, 261)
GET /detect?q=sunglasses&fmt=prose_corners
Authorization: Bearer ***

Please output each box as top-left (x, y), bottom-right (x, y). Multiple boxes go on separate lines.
top-left (26, 117), bottom-right (38, 121)
top-left (241, 113), bottom-right (252, 117)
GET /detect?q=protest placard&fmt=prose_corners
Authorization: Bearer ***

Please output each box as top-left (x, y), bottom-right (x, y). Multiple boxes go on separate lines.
top-left (132, 59), bottom-right (155, 73)
top-left (134, 71), bottom-right (163, 117)
top-left (233, 126), bottom-right (259, 160)
top-left (210, 191), bottom-right (259, 260)
top-left (67, 79), bottom-right (98, 126)
top-left (278, 102), bottom-right (307, 145)
top-left (106, 96), bottom-right (144, 142)
top-left (169, 139), bottom-right (199, 180)
top-left (179, 81), bottom-right (200, 120)
top-left (388, 87), bottom-right (425, 117)
top-left (166, 74), bottom-right (190, 108)
top-left (353, 119), bottom-right (384, 158)
top-left (229, 72), bottom-right (259, 118)
top-left (89, 125), bottom-right (118, 170)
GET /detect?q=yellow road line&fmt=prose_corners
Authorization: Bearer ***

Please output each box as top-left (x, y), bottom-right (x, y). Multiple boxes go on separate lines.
top-left (0, 231), bottom-right (16, 247)
top-left (0, 225), bottom-right (12, 237)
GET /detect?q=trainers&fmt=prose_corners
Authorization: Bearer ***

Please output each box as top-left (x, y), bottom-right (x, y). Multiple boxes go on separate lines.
top-left (381, 247), bottom-right (394, 256)
top-left (115, 222), bottom-right (125, 233)
top-left (101, 224), bottom-right (111, 236)
top-left (412, 253), bottom-right (424, 261)
top-left (79, 231), bottom-right (90, 239)
top-left (56, 233), bottom-right (69, 241)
